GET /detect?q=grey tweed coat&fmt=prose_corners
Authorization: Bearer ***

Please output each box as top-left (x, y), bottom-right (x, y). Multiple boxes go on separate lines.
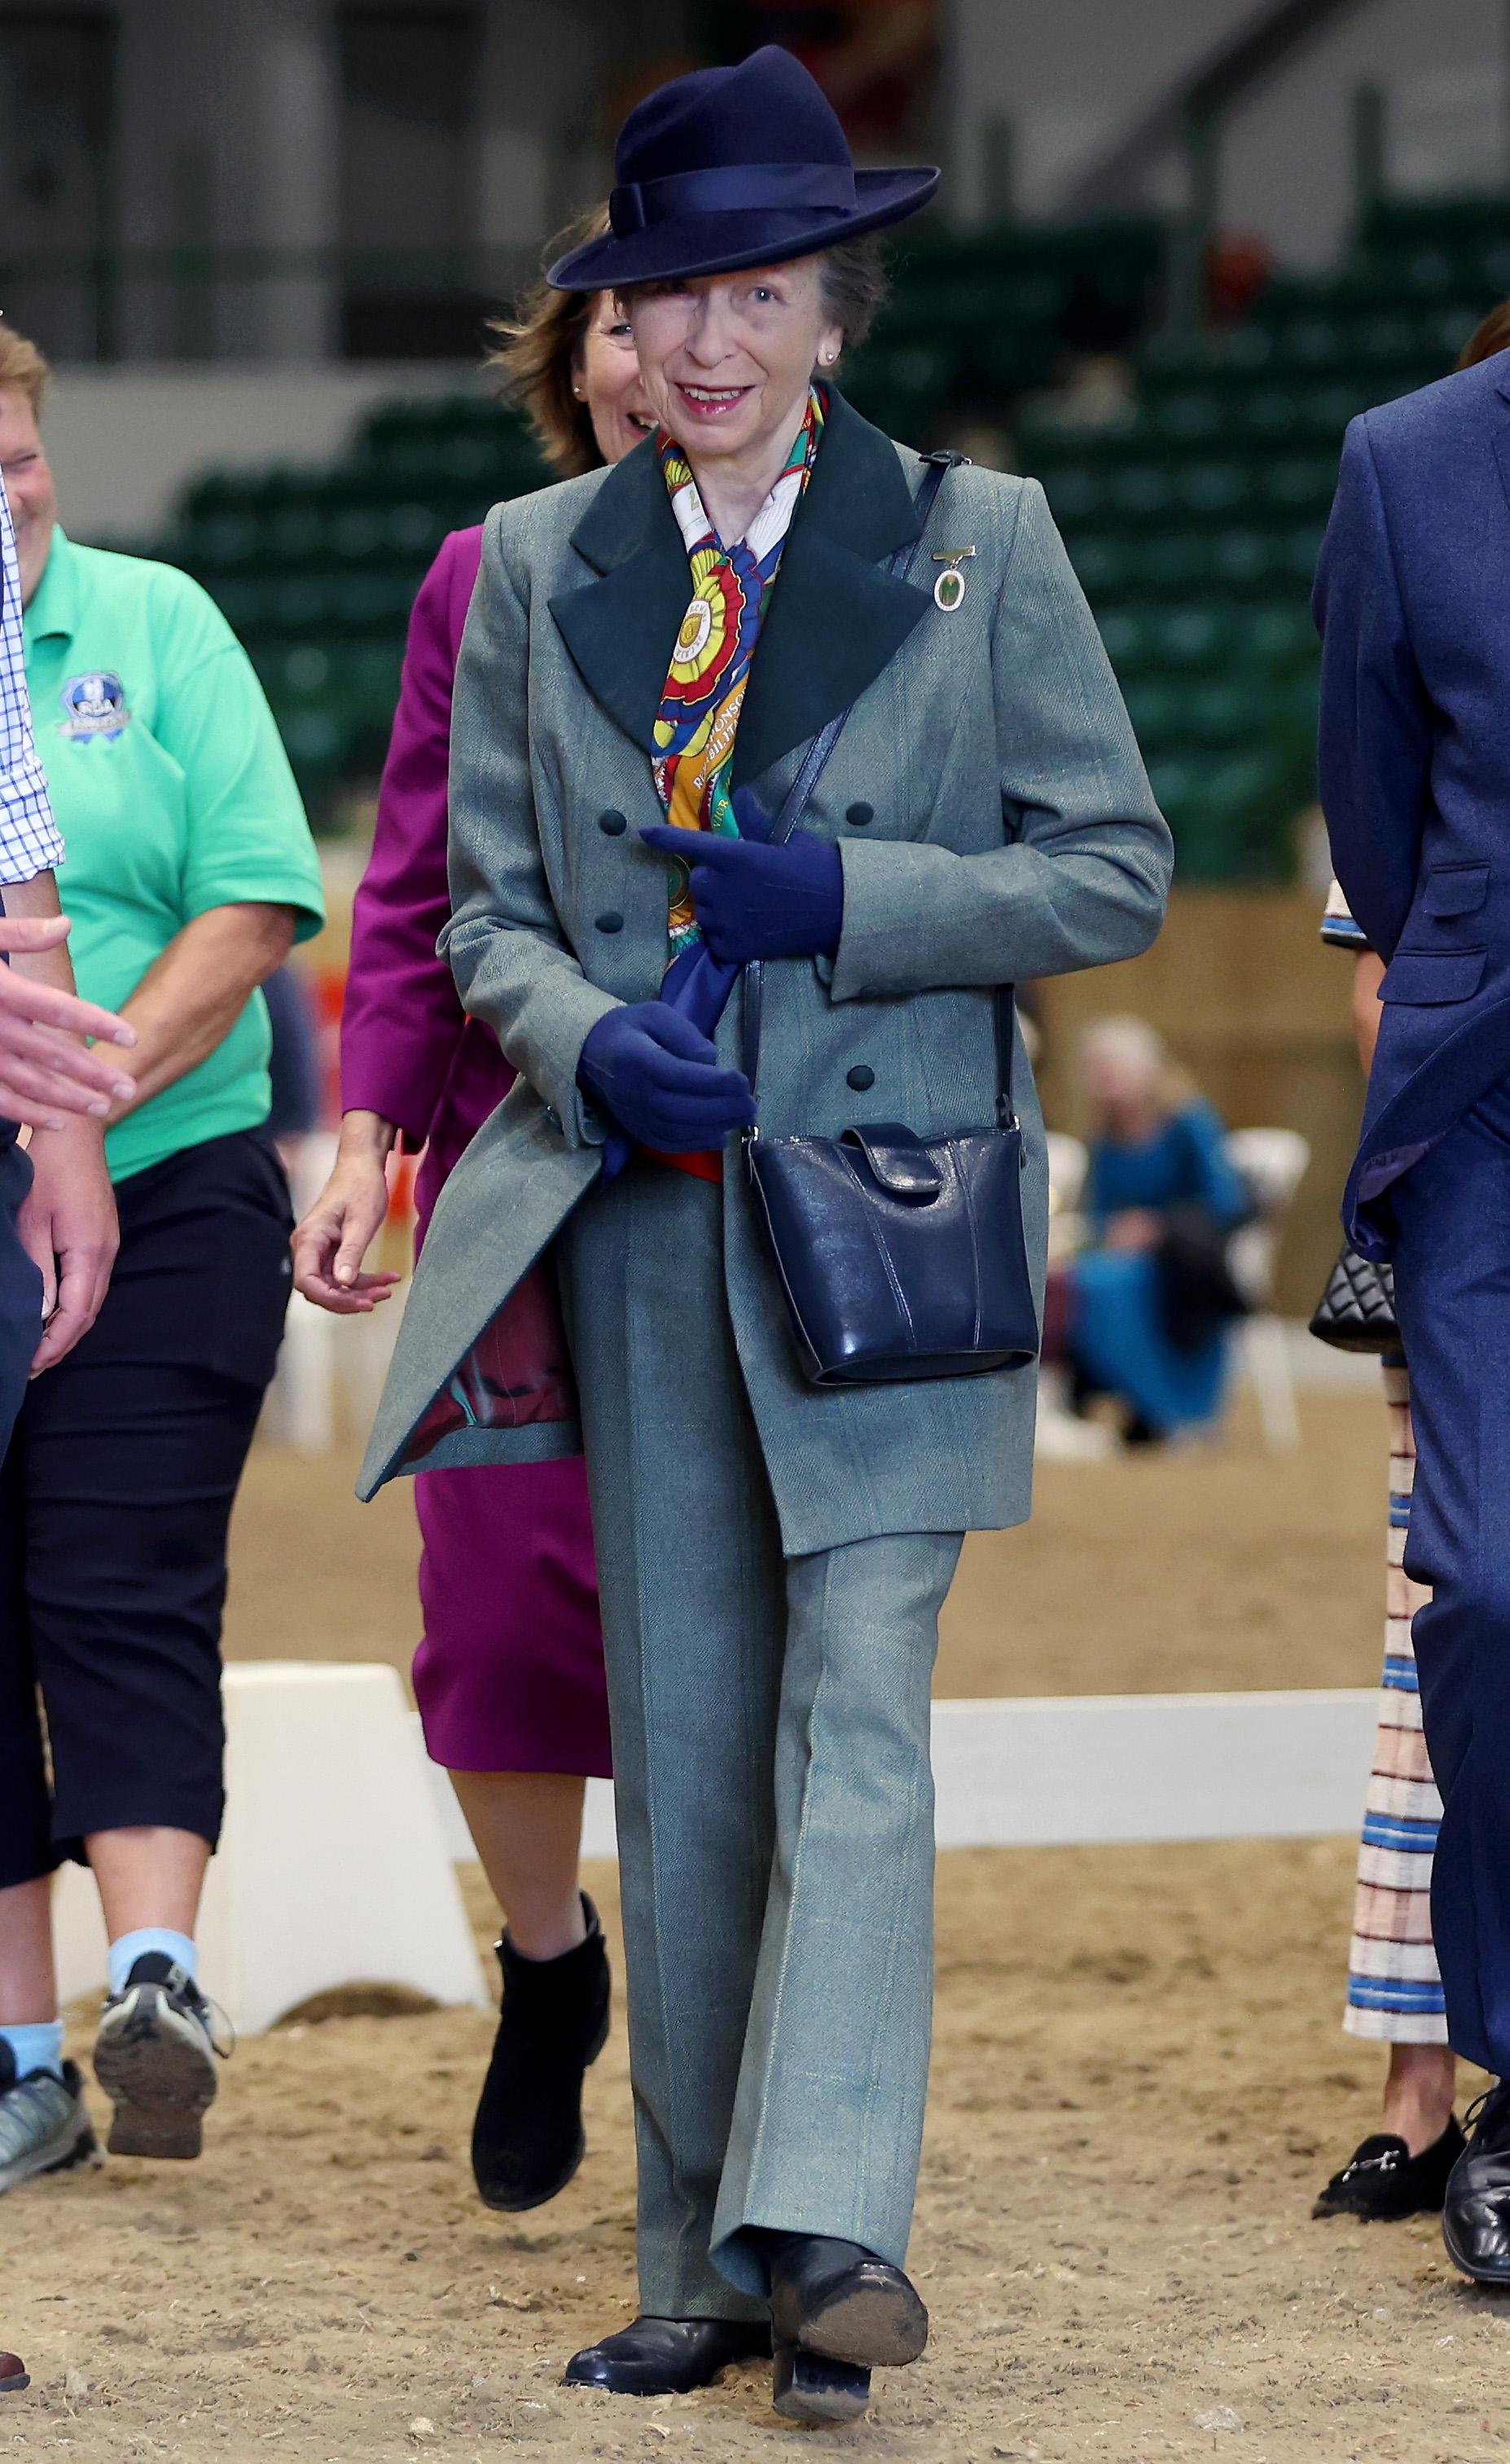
top-left (358, 388), bottom-right (1171, 1551)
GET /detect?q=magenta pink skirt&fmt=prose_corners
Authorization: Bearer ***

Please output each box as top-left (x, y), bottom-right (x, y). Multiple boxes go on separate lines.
top-left (410, 1455), bottom-right (610, 1777)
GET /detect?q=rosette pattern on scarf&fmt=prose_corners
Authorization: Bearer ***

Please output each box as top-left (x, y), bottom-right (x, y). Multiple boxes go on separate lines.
top-left (651, 388), bottom-right (823, 964)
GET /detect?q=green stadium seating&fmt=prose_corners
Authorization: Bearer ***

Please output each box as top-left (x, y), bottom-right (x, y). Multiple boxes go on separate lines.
top-left (143, 195), bottom-right (1510, 848)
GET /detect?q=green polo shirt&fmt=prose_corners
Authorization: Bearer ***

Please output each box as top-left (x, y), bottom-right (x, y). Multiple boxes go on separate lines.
top-left (24, 531), bottom-right (325, 1182)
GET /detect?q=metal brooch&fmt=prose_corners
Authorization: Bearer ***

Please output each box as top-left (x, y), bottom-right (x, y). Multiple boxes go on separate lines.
top-left (932, 547), bottom-right (977, 611)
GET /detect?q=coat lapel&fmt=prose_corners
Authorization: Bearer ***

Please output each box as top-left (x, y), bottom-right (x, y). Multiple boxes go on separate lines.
top-left (733, 387), bottom-right (932, 788)
top-left (548, 388), bottom-right (932, 780)
top-left (548, 436), bottom-right (691, 757)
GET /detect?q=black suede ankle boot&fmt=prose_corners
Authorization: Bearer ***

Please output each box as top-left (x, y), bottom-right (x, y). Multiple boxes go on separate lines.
top-left (471, 1893), bottom-right (611, 2212)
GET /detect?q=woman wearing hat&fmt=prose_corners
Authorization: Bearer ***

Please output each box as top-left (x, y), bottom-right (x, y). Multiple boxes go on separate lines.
top-left (359, 46), bottom-right (1171, 2425)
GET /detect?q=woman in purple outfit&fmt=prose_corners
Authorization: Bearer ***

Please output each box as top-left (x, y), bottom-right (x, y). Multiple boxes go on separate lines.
top-left (293, 217), bottom-right (651, 2213)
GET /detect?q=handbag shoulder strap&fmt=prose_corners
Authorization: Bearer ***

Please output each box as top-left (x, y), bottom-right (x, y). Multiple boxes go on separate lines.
top-left (743, 450), bottom-right (1017, 1129)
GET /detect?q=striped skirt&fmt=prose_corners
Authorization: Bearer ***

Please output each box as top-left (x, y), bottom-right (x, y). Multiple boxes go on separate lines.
top-left (1342, 1355), bottom-right (1446, 2043)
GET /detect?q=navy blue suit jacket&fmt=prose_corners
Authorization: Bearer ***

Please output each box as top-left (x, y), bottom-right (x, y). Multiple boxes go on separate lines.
top-left (1315, 350), bottom-right (1510, 1256)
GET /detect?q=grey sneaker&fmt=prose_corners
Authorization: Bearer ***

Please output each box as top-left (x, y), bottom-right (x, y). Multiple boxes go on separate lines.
top-left (93, 1955), bottom-right (233, 2159)
top-left (0, 2042), bottom-right (99, 2194)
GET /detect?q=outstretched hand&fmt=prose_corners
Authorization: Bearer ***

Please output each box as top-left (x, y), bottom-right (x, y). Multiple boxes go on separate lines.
top-left (640, 824), bottom-right (844, 965)
top-left (577, 1000), bottom-right (756, 1154)
top-left (0, 914), bottom-right (138, 1129)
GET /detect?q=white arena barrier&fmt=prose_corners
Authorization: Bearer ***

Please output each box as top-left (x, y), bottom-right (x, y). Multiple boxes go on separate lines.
top-left (428, 1691), bottom-right (1381, 1864)
top-left (55, 1663), bottom-right (491, 2034)
top-left (927, 1690), bottom-right (1379, 1847)
top-left (55, 1684), bottom-right (1378, 2026)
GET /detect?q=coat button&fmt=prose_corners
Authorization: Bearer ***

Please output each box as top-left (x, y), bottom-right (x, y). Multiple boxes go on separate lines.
top-left (598, 809), bottom-right (628, 836)
top-left (846, 1065), bottom-right (876, 1091)
top-left (845, 802), bottom-right (874, 828)
top-left (595, 911), bottom-right (624, 934)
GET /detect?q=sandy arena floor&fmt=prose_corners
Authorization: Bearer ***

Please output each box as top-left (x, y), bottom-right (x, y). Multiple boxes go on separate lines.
top-left (222, 1390), bottom-right (1386, 1698)
top-left (11, 1387), bottom-right (1489, 2462)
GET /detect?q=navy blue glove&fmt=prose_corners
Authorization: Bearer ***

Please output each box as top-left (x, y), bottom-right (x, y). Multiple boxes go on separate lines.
top-left (640, 822), bottom-right (845, 965)
top-left (577, 1001), bottom-right (756, 1154)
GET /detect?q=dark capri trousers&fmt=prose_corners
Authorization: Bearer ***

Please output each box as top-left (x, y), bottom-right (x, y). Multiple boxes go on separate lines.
top-left (0, 1129), bottom-right (292, 1886)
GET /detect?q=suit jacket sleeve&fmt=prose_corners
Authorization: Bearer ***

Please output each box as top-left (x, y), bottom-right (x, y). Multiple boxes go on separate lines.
top-left (830, 479), bottom-right (1172, 1002)
top-left (1313, 416), bottom-right (1432, 964)
top-left (340, 530), bottom-right (476, 1142)
top-left (441, 511), bottom-right (620, 1145)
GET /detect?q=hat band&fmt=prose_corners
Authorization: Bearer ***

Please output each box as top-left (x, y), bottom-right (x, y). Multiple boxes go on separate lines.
top-left (610, 160), bottom-right (858, 237)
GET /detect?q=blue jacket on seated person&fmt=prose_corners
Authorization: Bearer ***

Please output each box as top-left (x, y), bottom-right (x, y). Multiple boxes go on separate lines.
top-left (1315, 349), bottom-right (1510, 1258)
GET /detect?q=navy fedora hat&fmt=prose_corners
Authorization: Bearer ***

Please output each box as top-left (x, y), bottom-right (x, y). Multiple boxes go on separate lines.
top-left (546, 46), bottom-right (938, 292)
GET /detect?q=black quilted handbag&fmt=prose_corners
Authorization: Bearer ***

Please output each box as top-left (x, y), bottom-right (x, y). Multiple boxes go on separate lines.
top-left (1307, 1243), bottom-right (1400, 1354)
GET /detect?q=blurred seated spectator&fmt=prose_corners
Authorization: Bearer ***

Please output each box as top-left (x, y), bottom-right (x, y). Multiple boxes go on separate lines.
top-left (1062, 1016), bottom-right (1250, 1445)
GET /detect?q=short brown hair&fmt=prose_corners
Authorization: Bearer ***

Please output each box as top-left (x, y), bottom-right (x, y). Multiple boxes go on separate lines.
top-left (1457, 297), bottom-right (1510, 371)
top-left (817, 235), bottom-right (890, 353)
top-left (488, 204), bottom-right (612, 480)
top-left (0, 324), bottom-right (49, 415)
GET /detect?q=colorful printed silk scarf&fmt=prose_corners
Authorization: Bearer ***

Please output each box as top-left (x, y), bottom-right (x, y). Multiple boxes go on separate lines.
top-left (652, 386), bottom-right (824, 964)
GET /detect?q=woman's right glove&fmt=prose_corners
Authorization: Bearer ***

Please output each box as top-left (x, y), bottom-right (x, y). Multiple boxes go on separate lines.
top-left (577, 1002), bottom-right (756, 1153)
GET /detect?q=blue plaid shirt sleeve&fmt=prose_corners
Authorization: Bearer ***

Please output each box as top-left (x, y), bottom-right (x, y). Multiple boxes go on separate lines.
top-left (0, 490), bottom-right (65, 882)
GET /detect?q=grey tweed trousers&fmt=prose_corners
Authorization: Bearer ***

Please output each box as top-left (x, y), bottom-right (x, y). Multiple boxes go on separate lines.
top-left (555, 1160), bottom-right (960, 2312)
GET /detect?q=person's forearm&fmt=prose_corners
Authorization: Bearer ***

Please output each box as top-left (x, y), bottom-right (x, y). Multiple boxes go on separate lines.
top-left (1353, 949), bottom-right (1385, 1078)
top-left (110, 902), bottom-right (296, 1118)
top-left (338, 1107), bottom-right (400, 1165)
top-left (5, 870), bottom-right (79, 997)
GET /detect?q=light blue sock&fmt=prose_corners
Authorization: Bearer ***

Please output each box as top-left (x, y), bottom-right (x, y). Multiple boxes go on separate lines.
top-left (1, 2019), bottom-right (65, 2081)
top-left (108, 1928), bottom-right (197, 1997)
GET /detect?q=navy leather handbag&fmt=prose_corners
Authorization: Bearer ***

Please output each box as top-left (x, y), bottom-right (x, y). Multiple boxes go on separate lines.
top-left (740, 455), bottom-right (1039, 1389)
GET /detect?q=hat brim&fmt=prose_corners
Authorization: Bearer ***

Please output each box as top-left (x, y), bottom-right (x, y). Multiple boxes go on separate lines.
top-left (546, 166), bottom-right (939, 292)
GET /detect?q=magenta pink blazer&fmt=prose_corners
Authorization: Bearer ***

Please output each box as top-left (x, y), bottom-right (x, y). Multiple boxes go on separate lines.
top-left (340, 526), bottom-right (505, 1235)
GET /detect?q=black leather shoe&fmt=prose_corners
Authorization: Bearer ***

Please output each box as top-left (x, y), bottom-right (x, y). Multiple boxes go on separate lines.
top-left (1444, 2080), bottom-right (1510, 2279)
top-left (1314, 2116), bottom-right (1465, 2220)
top-left (762, 2231), bottom-right (928, 2366)
top-left (772, 2340), bottom-right (871, 2424)
top-left (472, 1895), bottom-right (610, 2213)
top-left (562, 2315), bottom-right (771, 2396)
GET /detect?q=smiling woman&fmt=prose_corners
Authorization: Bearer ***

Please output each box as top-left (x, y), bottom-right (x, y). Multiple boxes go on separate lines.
top-left (360, 41), bottom-right (1171, 2431)
top-left (617, 241), bottom-right (888, 527)
top-left (290, 213), bottom-right (665, 2240)
top-left (489, 203), bottom-right (655, 476)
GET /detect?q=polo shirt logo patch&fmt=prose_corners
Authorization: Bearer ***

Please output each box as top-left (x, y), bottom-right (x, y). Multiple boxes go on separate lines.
top-left (59, 671), bottom-right (131, 743)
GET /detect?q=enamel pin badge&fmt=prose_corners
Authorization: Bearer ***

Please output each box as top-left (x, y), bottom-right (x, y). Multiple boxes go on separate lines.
top-left (932, 547), bottom-right (976, 611)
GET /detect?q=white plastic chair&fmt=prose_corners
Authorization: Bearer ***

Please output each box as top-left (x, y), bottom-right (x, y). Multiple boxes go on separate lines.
top-left (1045, 1130), bottom-right (1088, 1213)
top-left (1044, 1130), bottom-right (1090, 1268)
top-left (1223, 1127), bottom-right (1311, 1452)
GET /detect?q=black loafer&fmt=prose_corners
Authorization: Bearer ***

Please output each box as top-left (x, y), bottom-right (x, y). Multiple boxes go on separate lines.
top-left (1313, 2116), bottom-right (1465, 2220)
top-left (561, 2315), bottom-right (771, 2396)
top-left (472, 1895), bottom-right (610, 2213)
top-left (1444, 2081), bottom-right (1510, 2280)
top-left (772, 2340), bottom-right (871, 2424)
top-left (762, 2231), bottom-right (928, 2366)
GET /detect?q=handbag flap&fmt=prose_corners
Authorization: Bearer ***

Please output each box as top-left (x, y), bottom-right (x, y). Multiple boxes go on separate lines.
top-left (843, 1122), bottom-right (945, 1200)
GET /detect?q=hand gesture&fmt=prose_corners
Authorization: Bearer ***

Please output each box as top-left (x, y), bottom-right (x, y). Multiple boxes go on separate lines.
top-left (577, 1002), bottom-right (755, 1153)
top-left (0, 914), bottom-right (137, 1128)
top-left (292, 1111), bottom-right (405, 1313)
top-left (639, 824), bottom-right (844, 966)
